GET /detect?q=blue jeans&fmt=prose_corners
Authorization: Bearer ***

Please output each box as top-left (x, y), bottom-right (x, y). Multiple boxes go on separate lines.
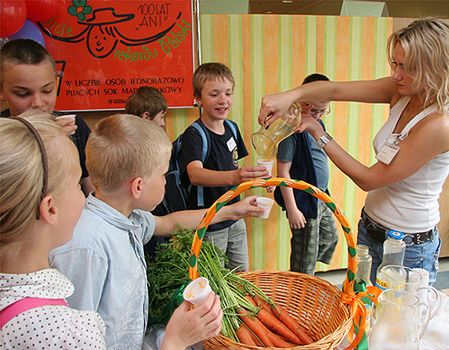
top-left (357, 219), bottom-right (441, 285)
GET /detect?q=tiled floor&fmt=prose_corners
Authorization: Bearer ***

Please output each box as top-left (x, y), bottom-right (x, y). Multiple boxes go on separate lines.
top-left (316, 257), bottom-right (449, 290)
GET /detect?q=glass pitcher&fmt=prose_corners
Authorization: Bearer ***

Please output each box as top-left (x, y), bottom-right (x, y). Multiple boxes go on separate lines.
top-left (369, 289), bottom-right (431, 350)
top-left (379, 265), bottom-right (441, 318)
top-left (251, 103), bottom-right (302, 159)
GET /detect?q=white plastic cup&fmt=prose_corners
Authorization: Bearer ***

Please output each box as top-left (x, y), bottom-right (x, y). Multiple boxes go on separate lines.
top-left (413, 268), bottom-right (429, 287)
top-left (256, 197), bottom-right (275, 219)
top-left (412, 268), bottom-right (441, 318)
top-left (55, 114), bottom-right (76, 123)
top-left (257, 159), bottom-right (274, 177)
top-left (55, 114), bottom-right (76, 135)
top-left (183, 277), bottom-right (212, 306)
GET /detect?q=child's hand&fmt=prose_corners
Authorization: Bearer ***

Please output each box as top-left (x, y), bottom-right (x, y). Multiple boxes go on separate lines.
top-left (238, 166), bottom-right (269, 182)
top-left (161, 293), bottom-right (223, 350)
top-left (287, 208), bottom-right (307, 229)
top-left (227, 195), bottom-right (265, 220)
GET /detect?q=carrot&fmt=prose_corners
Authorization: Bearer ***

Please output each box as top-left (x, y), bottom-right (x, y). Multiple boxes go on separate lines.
top-left (238, 307), bottom-right (274, 347)
top-left (271, 303), bottom-right (314, 345)
top-left (236, 324), bottom-right (257, 345)
top-left (257, 308), bottom-right (302, 344)
top-left (245, 294), bottom-right (258, 307)
top-left (250, 332), bottom-right (264, 347)
top-left (253, 294), bottom-right (273, 314)
top-left (265, 329), bottom-right (294, 348)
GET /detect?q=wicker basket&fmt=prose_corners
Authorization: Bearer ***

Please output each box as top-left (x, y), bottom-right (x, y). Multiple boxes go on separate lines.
top-left (188, 178), bottom-right (363, 349)
top-left (204, 271), bottom-right (352, 350)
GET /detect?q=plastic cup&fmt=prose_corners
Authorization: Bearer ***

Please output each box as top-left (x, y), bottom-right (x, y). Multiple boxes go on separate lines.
top-left (55, 114), bottom-right (76, 135)
top-left (183, 277), bottom-right (212, 306)
top-left (257, 158), bottom-right (274, 177)
top-left (412, 268), bottom-right (429, 287)
top-left (55, 114), bottom-right (76, 122)
top-left (256, 197), bottom-right (275, 219)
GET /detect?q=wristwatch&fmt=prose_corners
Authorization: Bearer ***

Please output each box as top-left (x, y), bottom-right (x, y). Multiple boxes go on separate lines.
top-left (316, 132), bottom-right (333, 149)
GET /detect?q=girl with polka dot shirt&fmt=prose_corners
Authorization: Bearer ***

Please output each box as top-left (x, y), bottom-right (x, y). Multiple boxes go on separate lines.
top-left (0, 112), bottom-right (106, 349)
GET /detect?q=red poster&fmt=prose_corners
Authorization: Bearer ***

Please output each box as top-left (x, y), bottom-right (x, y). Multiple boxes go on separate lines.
top-left (39, 0), bottom-right (195, 111)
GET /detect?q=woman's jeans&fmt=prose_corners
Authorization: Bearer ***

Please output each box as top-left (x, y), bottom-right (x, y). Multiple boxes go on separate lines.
top-left (357, 219), bottom-right (441, 285)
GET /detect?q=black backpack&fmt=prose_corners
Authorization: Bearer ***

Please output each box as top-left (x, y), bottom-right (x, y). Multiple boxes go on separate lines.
top-left (152, 119), bottom-right (238, 216)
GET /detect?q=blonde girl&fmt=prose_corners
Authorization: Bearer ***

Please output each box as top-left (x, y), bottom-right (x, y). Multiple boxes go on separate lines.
top-left (0, 111), bottom-right (106, 348)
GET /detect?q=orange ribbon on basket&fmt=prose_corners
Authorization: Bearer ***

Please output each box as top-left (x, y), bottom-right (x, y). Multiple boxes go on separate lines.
top-left (341, 285), bottom-right (382, 349)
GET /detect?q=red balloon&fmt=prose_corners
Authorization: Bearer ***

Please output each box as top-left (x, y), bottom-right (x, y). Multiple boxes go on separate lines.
top-left (0, 0), bottom-right (27, 37)
top-left (26, 0), bottom-right (58, 22)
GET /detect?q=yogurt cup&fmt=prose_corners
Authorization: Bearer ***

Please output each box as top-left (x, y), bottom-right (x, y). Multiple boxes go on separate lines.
top-left (256, 197), bottom-right (275, 219)
top-left (257, 158), bottom-right (274, 177)
top-left (54, 114), bottom-right (76, 123)
top-left (54, 114), bottom-right (76, 135)
top-left (183, 277), bottom-right (212, 306)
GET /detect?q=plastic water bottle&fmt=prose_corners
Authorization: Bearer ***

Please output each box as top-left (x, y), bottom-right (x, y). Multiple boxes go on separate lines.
top-left (355, 245), bottom-right (373, 334)
top-left (356, 245), bottom-right (373, 287)
top-left (375, 230), bottom-right (406, 290)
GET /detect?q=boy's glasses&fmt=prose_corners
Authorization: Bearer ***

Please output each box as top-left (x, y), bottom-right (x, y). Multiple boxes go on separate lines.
top-left (310, 107), bottom-right (331, 118)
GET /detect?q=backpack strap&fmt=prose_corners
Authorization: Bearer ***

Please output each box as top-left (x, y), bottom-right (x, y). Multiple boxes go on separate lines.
top-left (0, 297), bottom-right (68, 329)
top-left (190, 120), bottom-right (238, 208)
top-left (191, 121), bottom-right (210, 207)
top-left (224, 119), bottom-right (238, 141)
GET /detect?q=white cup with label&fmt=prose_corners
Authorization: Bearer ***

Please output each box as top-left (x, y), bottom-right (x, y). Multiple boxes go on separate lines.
top-left (256, 197), bottom-right (275, 219)
top-left (257, 158), bottom-right (274, 177)
top-left (183, 277), bottom-right (212, 306)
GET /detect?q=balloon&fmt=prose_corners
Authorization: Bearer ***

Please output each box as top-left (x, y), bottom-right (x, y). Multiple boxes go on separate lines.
top-left (26, 0), bottom-right (58, 22)
top-left (9, 20), bottom-right (45, 47)
top-left (0, 0), bottom-right (27, 37)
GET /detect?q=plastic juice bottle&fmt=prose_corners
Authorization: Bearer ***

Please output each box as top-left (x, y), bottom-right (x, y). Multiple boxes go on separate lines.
top-left (375, 230), bottom-right (406, 290)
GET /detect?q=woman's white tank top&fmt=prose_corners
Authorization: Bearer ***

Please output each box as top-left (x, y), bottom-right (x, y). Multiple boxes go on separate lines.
top-left (365, 97), bottom-right (449, 232)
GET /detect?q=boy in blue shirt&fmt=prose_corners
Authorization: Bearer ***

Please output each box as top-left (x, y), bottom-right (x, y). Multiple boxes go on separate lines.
top-left (180, 63), bottom-right (268, 271)
top-left (50, 114), bottom-right (262, 350)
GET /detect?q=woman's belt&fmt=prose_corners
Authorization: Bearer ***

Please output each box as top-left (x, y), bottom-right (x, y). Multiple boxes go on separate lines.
top-left (360, 208), bottom-right (435, 245)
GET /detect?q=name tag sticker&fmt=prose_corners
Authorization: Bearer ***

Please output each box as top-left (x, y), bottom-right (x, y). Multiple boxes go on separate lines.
top-left (376, 143), bottom-right (400, 165)
top-left (227, 137), bottom-right (237, 152)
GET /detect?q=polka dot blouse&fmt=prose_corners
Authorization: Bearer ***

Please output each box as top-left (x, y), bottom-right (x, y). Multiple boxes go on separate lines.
top-left (1, 268), bottom-right (106, 349)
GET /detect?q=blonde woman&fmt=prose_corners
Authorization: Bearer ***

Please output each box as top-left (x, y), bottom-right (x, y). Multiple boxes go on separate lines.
top-left (258, 18), bottom-right (449, 285)
top-left (0, 112), bottom-right (106, 348)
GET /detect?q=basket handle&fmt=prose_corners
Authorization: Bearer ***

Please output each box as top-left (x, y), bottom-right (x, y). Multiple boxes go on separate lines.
top-left (188, 177), bottom-right (357, 296)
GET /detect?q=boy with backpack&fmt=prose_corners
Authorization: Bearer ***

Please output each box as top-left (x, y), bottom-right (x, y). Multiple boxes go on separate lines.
top-left (179, 62), bottom-right (268, 271)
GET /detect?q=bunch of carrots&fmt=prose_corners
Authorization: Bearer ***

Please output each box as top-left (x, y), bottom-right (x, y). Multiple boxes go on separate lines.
top-left (147, 230), bottom-right (314, 348)
top-left (226, 274), bottom-right (313, 347)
